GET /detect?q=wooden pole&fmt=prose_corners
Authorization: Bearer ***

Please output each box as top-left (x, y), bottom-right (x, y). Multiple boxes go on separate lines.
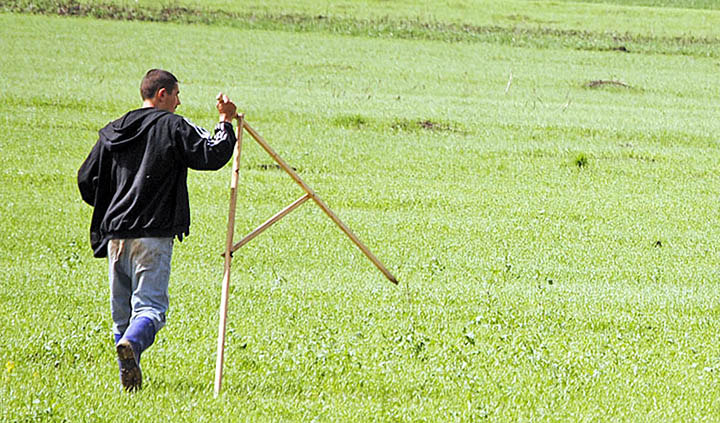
top-left (242, 121), bottom-right (398, 284)
top-left (214, 114), bottom-right (244, 397)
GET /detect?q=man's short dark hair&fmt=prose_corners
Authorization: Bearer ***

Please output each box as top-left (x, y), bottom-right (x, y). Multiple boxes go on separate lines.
top-left (140, 69), bottom-right (178, 100)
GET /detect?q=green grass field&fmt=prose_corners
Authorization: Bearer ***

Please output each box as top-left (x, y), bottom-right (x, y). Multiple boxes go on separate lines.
top-left (2, 0), bottom-right (720, 421)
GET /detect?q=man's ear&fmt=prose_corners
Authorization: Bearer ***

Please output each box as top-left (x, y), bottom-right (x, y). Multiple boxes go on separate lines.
top-left (156, 87), bottom-right (167, 100)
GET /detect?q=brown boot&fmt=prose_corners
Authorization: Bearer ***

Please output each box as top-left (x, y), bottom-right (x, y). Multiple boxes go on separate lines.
top-left (116, 340), bottom-right (142, 392)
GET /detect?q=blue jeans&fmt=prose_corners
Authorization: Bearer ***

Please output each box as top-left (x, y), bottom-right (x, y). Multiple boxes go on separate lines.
top-left (108, 238), bottom-right (173, 338)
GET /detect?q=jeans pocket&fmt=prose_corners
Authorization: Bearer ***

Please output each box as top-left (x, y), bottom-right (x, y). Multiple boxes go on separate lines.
top-left (109, 239), bottom-right (125, 262)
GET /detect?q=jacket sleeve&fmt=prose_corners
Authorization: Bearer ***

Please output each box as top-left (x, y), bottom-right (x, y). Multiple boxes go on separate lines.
top-left (174, 118), bottom-right (237, 170)
top-left (77, 140), bottom-right (102, 206)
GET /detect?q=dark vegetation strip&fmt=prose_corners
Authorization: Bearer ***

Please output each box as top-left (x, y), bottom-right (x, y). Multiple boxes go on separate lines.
top-left (2, 0), bottom-right (719, 57)
top-left (551, 0), bottom-right (720, 10)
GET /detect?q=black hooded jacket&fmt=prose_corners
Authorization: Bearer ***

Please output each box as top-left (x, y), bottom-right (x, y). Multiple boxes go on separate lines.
top-left (78, 107), bottom-right (237, 257)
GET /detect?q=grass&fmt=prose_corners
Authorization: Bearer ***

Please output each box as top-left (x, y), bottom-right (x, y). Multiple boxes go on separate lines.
top-left (3, 0), bottom-right (720, 57)
top-left (2, 1), bottom-right (720, 421)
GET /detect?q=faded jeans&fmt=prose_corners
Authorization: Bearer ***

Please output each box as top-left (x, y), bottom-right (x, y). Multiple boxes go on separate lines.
top-left (108, 238), bottom-right (173, 337)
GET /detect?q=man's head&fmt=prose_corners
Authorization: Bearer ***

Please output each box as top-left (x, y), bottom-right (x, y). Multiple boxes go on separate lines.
top-left (140, 69), bottom-right (181, 113)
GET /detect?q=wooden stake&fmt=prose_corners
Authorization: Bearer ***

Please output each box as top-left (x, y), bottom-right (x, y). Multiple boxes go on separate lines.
top-left (214, 114), bottom-right (244, 397)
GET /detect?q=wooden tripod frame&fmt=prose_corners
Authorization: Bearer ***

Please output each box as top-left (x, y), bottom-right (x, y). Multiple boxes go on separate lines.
top-left (214, 115), bottom-right (398, 395)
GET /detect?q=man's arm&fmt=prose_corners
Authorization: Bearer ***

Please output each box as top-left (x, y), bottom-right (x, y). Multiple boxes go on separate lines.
top-left (175, 93), bottom-right (238, 170)
top-left (77, 141), bottom-right (101, 205)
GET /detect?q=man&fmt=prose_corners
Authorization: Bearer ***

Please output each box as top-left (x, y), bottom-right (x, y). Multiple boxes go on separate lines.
top-left (77, 69), bottom-right (238, 391)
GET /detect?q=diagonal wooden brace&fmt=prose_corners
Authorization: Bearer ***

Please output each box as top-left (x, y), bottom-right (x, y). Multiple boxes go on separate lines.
top-left (230, 193), bottom-right (311, 253)
top-left (241, 120), bottom-right (398, 284)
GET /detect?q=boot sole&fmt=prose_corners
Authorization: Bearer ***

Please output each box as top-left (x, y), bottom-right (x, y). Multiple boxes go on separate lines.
top-left (116, 341), bottom-right (142, 391)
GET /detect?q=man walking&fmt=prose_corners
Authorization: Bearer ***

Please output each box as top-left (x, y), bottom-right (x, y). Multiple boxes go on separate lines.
top-left (77, 69), bottom-right (238, 391)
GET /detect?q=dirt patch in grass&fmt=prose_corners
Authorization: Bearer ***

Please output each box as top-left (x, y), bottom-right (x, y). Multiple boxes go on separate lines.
top-left (585, 79), bottom-right (632, 89)
top-left (392, 118), bottom-right (465, 134)
top-left (332, 115), bottom-right (466, 134)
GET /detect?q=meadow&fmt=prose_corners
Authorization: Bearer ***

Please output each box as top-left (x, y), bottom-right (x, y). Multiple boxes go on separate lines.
top-left (1, 0), bottom-right (720, 421)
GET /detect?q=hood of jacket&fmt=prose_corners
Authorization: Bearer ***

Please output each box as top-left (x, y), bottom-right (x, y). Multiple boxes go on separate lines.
top-left (99, 107), bottom-right (170, 151)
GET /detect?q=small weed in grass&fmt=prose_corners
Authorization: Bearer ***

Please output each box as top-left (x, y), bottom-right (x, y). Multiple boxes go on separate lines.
top-left (575, 153), bottom-right (589, 168)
